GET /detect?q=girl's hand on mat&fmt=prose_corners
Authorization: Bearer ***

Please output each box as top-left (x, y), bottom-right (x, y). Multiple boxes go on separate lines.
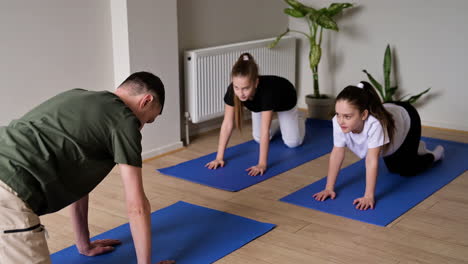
top-left (205, 159), bottom-right (225, 169)
top-left (353, 196), bottom-right (375, 210)
top-left (78, 239), bottom-right (121, 256)
top-left (246, 164), bottom-right (266, 176)
top-left (157, 260), bottom-right (176, 264)
top-left (312, 190), bottom-right (336, 201)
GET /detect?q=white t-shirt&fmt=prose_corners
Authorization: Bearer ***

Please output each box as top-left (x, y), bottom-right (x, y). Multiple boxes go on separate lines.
top-left (332, 103), bottom-right (411, 158)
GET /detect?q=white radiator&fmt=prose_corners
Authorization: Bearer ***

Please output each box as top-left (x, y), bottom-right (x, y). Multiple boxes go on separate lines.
top-left (184, 36), bottom-right (296, 124)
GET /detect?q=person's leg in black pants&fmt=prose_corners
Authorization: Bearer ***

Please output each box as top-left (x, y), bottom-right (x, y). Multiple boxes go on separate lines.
top-left (383, 102), bottom-right (434, 176)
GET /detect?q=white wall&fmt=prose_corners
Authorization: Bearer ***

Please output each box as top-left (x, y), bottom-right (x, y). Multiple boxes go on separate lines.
top-left (0, 0), bottom-right (114, 126)
top-left (125, 0), bottom-right (183, 158)
top-left (111, 0), bottom-right (131, 87)
top-left (291, 0), bottom-right (468, 131)
top-left (1, 0), bottom-right (182, 158)
top-left (177, 0), bottom-right (289, 137)
top-left (178, 0), bottom-right (288, 51)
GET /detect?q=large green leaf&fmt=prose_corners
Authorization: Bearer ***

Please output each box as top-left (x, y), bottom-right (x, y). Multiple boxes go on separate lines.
top-left (268, 29), bottom-right (290, 49)
top-left (317, 15), bottom-right (338, 31)
top-left (303, 6), bottom-right (318, 15)
top-left (284, 0), bottom-right (320, 18)
top-left (326, 3), bottom-right (353, 17)
top-left (363, 69), bottom-right (384, 99)
top-left (387, 86), bottom-right (398, 97)
top-left (284, 0), bottom-right (304, 10)
top-left (284, 0), bottom-right (311, 14)
top-left (307, 8), bottom-right (320, 22)
top-left (383, 45), bottom-right (392, 92)
top-left (405, 88), bottom-right (431, 104)
top-left (284, 8), bottom-right (306, 18)
top-left (385, 86), bottom-right (398, 102)
top-left (309, 44), bottom-right (321, 68)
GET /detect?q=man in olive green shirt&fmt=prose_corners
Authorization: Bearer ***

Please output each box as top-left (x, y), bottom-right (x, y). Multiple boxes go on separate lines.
top-left (0, 72), bottom-right (174, 264)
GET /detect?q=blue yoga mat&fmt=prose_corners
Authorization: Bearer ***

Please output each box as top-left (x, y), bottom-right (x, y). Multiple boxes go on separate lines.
top-left (158, 119), bottom-right (333, 191)
top-left (51, 201), bottom-right (275, 264)
top-left (280, 137), bottom-right (468, 226)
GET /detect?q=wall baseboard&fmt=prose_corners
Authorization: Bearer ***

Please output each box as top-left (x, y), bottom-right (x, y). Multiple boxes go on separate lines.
top-left (187, 116), bottom-right (224, 137)
top-left (142, 141), bottom-right (184, 160)
top-left (422, 120), bottom-right (468, 133)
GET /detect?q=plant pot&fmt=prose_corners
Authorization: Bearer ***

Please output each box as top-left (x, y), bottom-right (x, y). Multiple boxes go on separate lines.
top-left (305, 94), bottom-right (335, 120)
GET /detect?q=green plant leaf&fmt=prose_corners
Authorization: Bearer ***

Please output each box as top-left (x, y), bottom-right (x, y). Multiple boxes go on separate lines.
top-left (303, 6), bottom-right (318, 15)
top-left (284, 8), bottom-right (306, 18)
top-left (362, 69), bottom-right (384, 99)
top-left (387, 86), bottom-right (398, 97)
top-left (405, 88), bottom-right (431, 104)
top-left (318, 8), bottom-right (328, 15)
top-left (383, 44), bottom-right (392, 92)
top-left (384, 86), bottom-right (398, 102)
top-left (284, 0), bottom-right (311, 14)
top-left (317, 15), bottom-right (338, 31)
top-left (284, 0), bottom-right (304, 10)
top-left (268, 28), bottom-right (290, 49)
top-left (307, 8), bottom-right (320, 21)
top-left (309, 44), bottom-right (321, 68)
top-left (326, 3), bottom-right (353, 17)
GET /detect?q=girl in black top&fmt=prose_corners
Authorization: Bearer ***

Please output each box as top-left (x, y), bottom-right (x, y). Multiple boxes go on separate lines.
top-left (205, 53), bottom-right (305, 176)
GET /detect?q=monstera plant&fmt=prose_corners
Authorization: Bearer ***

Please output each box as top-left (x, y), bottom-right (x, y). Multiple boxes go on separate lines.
top-left (269, 0), bottom-right (353, 99)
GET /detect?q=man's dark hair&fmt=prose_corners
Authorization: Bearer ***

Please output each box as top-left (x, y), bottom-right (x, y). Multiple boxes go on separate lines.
top-left (120, 71), bottom-right (165, 114)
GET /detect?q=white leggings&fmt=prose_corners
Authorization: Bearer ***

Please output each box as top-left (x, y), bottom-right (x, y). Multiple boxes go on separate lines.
top-left (251, 107), bottom-right (305, 148)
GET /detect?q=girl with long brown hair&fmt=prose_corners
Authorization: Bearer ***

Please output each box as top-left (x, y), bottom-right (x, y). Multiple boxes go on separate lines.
top-left (205, 53), bottom-right (305, 176)
top-left (313, 81), bottom-right (444, 210)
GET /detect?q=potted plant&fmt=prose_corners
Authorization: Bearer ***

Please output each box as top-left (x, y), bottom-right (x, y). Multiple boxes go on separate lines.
top-left (269, 0), bottom-right (353, 119)
top-left (363, 44), bottom-right (431, 104)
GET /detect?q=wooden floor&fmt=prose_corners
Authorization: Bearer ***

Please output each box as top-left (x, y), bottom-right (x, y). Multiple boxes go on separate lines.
top-left (41, 123), bottom-right (468, 263)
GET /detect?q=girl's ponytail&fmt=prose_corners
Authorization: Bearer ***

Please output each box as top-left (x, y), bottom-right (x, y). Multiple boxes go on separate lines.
top-left (231, 52), bottom-right (259, 131)
top-left (361, 82), bottom-right (395, 152)
top-left (336, 81), bottom-right (395, 153)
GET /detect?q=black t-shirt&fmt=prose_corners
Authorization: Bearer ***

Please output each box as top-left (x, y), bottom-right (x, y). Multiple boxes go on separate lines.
top-left (223, 75), bottom-right (297, 112)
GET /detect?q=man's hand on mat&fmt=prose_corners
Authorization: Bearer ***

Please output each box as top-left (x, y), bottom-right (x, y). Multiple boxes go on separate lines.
top-left (312, 189), bottom-right (336, 201)
top-left (353, 196), bottom-right (375, 210)
top-left (78, 239), bottom-right (121, 256)
top-left (157, 260), bottom-right (176, 264)
top-left (246, 164), bottom-right (266, 176)
top-left (205, 159), bottom-right (225, 169)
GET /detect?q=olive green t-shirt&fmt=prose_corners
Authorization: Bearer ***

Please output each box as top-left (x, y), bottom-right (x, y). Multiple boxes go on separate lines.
top-left (0, 89), bottom-right (142, 215)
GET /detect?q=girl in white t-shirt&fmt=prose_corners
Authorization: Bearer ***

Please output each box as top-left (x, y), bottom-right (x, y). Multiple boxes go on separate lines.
top-left (313, 81), bottom-right (444, 210)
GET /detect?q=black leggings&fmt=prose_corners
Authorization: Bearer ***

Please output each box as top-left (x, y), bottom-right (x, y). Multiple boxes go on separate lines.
top-left (383, 102), bottom-right (434, 176)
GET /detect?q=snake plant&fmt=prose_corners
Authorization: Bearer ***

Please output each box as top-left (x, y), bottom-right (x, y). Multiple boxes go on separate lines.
top-left (363, 44), bottom-right (431, 104)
